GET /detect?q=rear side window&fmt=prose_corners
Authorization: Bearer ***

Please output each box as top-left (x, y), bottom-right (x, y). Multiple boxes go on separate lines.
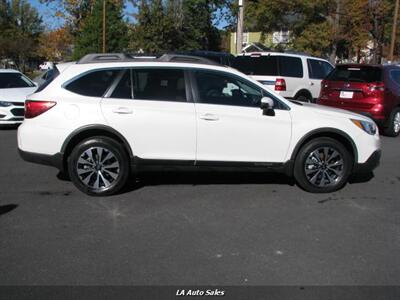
top-left (0, 73), bottom-right (35, 88)
top-left (110, 70), bottom-right (132, 99)
top-left (65, 69), bottom-right (119, 97)
top-left (36, 67), bottom-right (60, 92)
top-left (278, 56), bottom-right (303, 78)
top-left (327, 66), bottom-right (382, 82)
top-left (390, 69), bottom-right (400, 85)
top-left (307, 59), bottom-right (333, 79)
top-left (132, 68), bottom-right (186, 102)
top-left (233, 56), bottom-right (278, 76)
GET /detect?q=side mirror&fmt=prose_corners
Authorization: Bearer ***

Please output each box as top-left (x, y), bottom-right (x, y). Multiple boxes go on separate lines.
top-left (260, 97), bottom-right (275, 116)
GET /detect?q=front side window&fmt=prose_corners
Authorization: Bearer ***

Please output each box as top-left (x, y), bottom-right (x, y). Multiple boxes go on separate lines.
top-left (0, 73), bottom-right (35, 88)
top-left (308, 59), bottom-right (333, 79)
top-left (278, 56), bottom-right (303, 78)
top-left (132, 69), bottom-right (186, 102)
top-left (195, 70), bottom-right (263, 107)
top-left (65, 69), bottom-right (119, 97)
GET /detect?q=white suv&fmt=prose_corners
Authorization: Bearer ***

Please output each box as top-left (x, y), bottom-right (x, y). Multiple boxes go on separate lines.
top-left (234, 52), bottom-right (334, 102)
top-left (18, 53), bottom-right (380, 196)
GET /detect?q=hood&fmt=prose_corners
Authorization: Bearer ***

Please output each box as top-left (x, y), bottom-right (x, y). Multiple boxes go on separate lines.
top-left (0, 87), bottom-right (37, 103)
top-left (299, 102), bottom-right (374, 122)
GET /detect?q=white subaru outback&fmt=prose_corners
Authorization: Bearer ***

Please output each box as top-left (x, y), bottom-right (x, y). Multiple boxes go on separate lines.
top-left (18, 53), bottom-right (381, 196)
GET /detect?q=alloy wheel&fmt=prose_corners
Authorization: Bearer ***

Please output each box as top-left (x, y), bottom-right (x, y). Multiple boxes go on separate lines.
top-left (76, 147), bottom-right (120, 190)
top-left (393, 112), bottom-right (400, 134)
top-left (304, 147), bottom-right (344, 187)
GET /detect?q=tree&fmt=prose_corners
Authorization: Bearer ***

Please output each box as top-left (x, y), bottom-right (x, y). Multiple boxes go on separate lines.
top-left (73, 0), bottom-right (128, 59)
top-left (128, 0), bottom-right (231, 53)
top-left (38, 27), bottom-right (72, 61)
top-left (0, 0), bottom-right (43, 70)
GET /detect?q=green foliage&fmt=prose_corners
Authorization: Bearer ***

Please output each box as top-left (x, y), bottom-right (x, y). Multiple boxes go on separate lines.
top-left (0, 0), bottom-right (43, 68)
top-left (128, 0), bottom-right (229, 53)
top-left (73, 0), bottom-right (128, 60)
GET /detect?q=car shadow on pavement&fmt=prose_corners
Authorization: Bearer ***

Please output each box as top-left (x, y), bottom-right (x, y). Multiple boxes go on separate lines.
top-left (349, 172), bottom-right (374, 184)
top-left (0, 124), bottom-right (20, 130)
top-left (121, 171), bottom-right (295, 194)
top-left (0, 204), bottom-right (18, 216)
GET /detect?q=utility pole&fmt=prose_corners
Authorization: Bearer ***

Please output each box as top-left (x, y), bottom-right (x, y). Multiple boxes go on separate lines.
top-left (389, 0), bottom-right (400, 62)
top-left (236, 0), bottom-right (244, 54)
top-left (102, 0), bottom-right (106, 53)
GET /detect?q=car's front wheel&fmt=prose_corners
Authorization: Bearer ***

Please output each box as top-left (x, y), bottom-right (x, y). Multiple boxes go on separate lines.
top-left (294, 137), bottom-right (353, 193)
top-left (67, 137), bottom-right (130, 196)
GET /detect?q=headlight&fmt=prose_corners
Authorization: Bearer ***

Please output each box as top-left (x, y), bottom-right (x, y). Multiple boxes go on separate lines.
top-left (351, 119), bottom-right (377, 135)
top-left (0, 101), bottom-right (12, 107)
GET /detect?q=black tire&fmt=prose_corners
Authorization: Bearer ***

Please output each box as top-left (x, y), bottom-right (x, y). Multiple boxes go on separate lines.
top-left (383, 107), bottom-right (400, 137)
top-left (295, 92), bottom-right (312, 103)
top-left (294, 137), bottom-right (353, 193)
top-left (67, 136), bottom-right (130, 196)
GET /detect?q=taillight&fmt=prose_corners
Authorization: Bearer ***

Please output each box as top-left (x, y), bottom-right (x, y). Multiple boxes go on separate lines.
top-left (25, 100), bottom-right (56, 119)
top-left (275, 78), bottom-right (286, 91)
top-left (368, 82), bottom-right (385, 92)
top-left (366, 82), bottom-right (384, 99)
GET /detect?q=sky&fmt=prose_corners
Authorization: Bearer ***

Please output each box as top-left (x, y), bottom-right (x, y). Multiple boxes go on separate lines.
top-left (28, 0), bottom-right (228, 31)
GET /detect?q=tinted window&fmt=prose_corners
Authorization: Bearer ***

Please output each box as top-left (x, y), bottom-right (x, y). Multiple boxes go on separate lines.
top-left (0, 73), bottom-right (35, 88)
top-left (65, 69), bottom-right (119, 97)
top-left (36, 67), bottom-right (60, 93)
top-left (195, 70), bottom-right (263, 107)
top-left (133, 69), bottom-right (186, 102)
top-left (390, 69), bottom-right (400, 85)
top-left (308, 59), bottom-right (333, 79)
top-left (279, 56), bottom-right (303, 78)
top-left (327, 66), bottom-right (382, 82)
top-left (110, 70), bottom-right (132, 99)
top-left (233, 56), bottom-right (278, 76)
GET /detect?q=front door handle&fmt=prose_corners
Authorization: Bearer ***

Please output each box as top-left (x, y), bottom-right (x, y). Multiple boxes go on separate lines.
top-left (199, 113), bottom-right (219, 121)
top-left (112, 107), bottom-right (133, 114)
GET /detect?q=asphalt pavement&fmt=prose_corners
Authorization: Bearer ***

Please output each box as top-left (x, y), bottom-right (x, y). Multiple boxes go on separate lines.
top-left (0, 127), bottom-right (400, 286)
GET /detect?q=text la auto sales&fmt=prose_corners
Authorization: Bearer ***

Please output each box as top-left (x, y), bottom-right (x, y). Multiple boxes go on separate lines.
top-left (176, 289), bottom-right (225, 296)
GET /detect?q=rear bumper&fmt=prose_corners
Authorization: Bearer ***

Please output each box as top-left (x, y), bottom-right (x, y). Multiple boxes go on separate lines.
top-left (18, 148), bottom-right (64, 172)
top-left (352, 150), bottom-right (381, 175)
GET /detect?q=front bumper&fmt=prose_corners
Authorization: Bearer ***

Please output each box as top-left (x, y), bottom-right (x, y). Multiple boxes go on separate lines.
top-left (353, 150), bottom-right (381, 176)
top-left (0, 102), bottom-right (25, 124)
top-left (18, 148), bottom-right (64, 172)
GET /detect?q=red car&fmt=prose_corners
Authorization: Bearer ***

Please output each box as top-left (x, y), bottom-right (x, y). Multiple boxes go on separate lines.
top-left (317, 64), bottom-right (400, 136)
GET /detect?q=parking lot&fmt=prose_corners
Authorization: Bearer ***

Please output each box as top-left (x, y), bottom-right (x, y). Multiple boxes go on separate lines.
top-left (0, 127), bottom-right (399, 286)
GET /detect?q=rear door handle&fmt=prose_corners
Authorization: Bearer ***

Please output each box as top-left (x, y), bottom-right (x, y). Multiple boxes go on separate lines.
top-left (112, 107), bottom-right (133, 114)
top-left (199, 113), bottom-right (219, 121)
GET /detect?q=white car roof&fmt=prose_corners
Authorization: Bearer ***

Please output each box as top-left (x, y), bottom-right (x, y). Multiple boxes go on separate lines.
top-left (55, 62), bottom-right (75, 73)
top-left (0, 69), bottom-right (21, 73)
top-left (238, 51), bottom-right (329, 61)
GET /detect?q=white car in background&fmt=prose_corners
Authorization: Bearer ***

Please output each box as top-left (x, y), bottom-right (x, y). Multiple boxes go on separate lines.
top-left (39, 61), bottom-right (54, 71)
top-left (0, 69), bottom-right (37, 125)
top-left (234, 52), bottom-right (334, 102)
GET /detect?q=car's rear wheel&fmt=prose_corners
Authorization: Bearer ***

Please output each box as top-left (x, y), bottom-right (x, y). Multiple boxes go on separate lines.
top-left (295, 92), bottom-right (313, 103)
top-left (294, 137), bottom-right (353, 193)
top-left (383, 108), bottom-right (400, 137)
top-left (68, 137), bottom-right (129, 196)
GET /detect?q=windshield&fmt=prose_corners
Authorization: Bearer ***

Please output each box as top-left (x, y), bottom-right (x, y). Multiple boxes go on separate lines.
top-left (0, 73), bottom-right (35, 88)
top-left (327, 66), bottom-right (382, 83)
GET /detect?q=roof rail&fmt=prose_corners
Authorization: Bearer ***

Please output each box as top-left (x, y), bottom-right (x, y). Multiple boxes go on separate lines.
top-left (159, 54), bottom-right (220, 65)
top-left (77, 52), bottom-right (221, 66)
